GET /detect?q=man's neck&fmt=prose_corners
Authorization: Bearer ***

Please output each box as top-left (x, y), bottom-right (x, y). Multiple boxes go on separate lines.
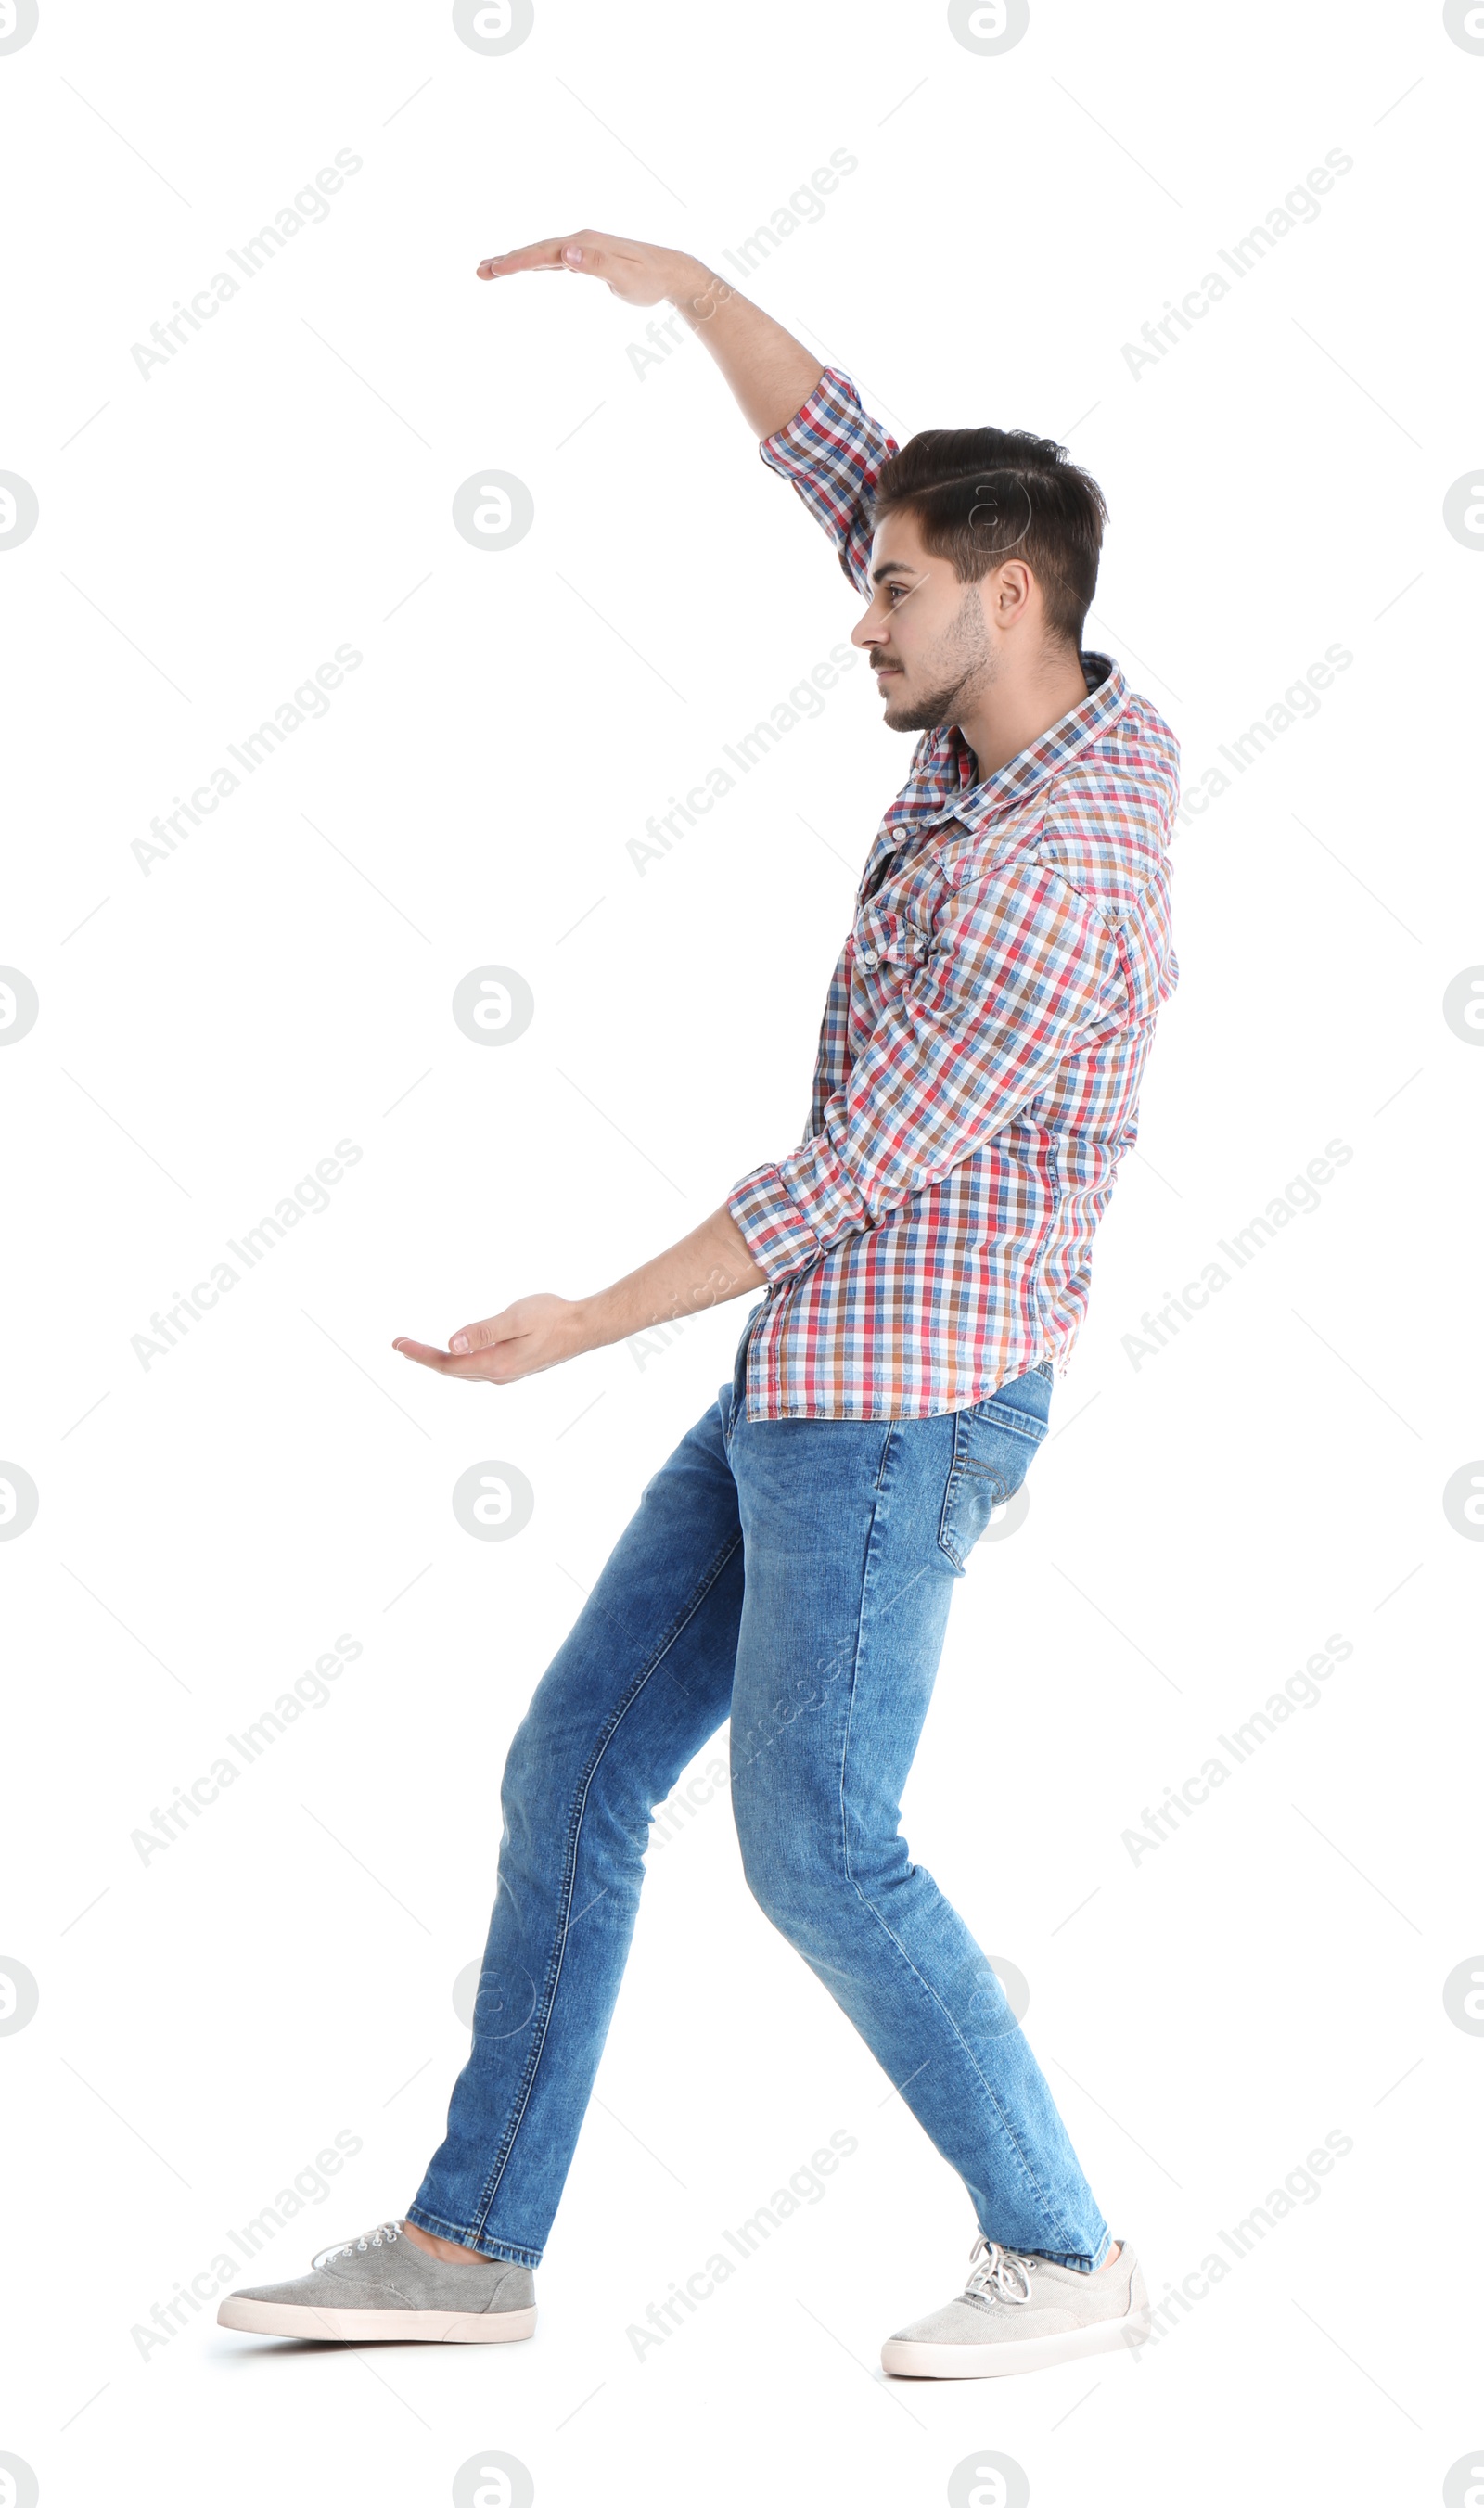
top-left (957, 650), bottom-right (1091, 786)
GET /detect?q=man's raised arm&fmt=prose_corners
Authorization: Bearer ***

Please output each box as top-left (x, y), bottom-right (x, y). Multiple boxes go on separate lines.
top-left (477, 228), bottom-right (823, 439)
top-left (479, 230), bottom-right (895, 590)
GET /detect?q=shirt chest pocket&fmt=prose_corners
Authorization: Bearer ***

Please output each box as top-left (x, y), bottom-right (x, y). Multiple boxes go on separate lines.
top-left (853, 901), bottom-right (932, 979)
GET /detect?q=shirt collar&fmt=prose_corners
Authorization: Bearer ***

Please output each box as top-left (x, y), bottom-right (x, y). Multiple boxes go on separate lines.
top-left (886, 651), bottom-right (1130, 839)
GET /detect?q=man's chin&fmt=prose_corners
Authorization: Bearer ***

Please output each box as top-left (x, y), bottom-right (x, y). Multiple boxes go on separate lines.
top-left (879, 688), bottom-right (949, 736)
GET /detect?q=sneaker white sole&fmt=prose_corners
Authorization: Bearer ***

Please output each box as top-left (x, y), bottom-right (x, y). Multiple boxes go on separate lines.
top-left (216, 2296), bottom-right (537, 2344)
top-left (881, 2305), bottom-right (1151, 2379)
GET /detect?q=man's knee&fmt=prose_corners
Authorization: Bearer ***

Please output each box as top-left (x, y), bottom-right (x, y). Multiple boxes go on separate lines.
top-left (500, 1685), bottom-right (574, 1829)
top-left (500, 1682), bottom-right (613, 1869)
top-left (736, 1784), bottom-right (913, 1953)
top-left (740, 1836), bottom-right (826, 1947)
top-left (501, 1679), bottom-right (670, 1875)
top-left (735, 1779), bottom-right (846, 1950)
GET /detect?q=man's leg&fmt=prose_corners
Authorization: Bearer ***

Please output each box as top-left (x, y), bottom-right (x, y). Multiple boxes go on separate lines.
top-left (727, 1367), bottom-right (1110, 2270)
top-left (405, 1384), bottom-right (747, 2263)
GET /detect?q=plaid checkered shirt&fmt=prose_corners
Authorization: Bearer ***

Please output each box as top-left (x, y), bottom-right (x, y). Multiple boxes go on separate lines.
top-left (725, 367), bottom-right (1181, 1419)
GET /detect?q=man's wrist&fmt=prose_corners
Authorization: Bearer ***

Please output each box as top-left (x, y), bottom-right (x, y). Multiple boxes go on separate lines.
top-left (668, 257), bottom-right (736, 329)
top-left (567, 1290), bottom-right (609, 1356)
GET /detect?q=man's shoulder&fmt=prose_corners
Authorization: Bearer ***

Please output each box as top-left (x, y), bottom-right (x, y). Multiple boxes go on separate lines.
top-left (1030, 690), bottom-right (1180, 914)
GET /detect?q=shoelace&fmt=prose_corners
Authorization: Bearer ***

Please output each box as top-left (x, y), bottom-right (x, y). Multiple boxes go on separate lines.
top-left (313, 2218), bottom-right (405, 2271)
top-left (963, 2236), bottom-right (1038, 2306)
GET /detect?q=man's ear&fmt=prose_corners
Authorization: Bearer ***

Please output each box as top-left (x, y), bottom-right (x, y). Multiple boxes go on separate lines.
top-left (991, 558), bottom-right (1036, 622)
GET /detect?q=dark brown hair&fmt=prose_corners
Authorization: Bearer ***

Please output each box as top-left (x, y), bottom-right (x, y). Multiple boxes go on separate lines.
top-left (871, 426), bottom-right (1108, 650)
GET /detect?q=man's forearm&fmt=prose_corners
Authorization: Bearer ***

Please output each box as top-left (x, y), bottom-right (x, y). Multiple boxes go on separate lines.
top-left (477, 232), bottom-right (823, 441)
top-left (665, 257), bottom-right (824, 440)
top-left (574, 1201), bottom-right (765, 1352)
top-left (396, 1202), bottom-right (764, 1387)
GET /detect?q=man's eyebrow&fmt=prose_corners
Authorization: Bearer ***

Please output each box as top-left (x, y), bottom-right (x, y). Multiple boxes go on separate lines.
top-left (870, 557), bottom-right (919, 584)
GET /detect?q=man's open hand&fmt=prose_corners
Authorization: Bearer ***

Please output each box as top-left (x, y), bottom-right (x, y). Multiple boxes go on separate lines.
top-left (393, 1294), bottom-right (591, 1387)
top-left (472, 227), bottom-right (820, 438)
top-left (477, 229), bottom-right (708, 309)
top-left (394, 1209), bottom-right (763, 1393)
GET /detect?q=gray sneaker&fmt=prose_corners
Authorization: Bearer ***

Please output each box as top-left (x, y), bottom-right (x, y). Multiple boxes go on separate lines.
top-left (881, 2235), bottom-right (1150, 2379)
top-left (216, 2219), bottom-right (536, 2345)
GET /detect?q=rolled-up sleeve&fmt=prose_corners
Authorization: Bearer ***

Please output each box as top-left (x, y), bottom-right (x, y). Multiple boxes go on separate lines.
top-left (760, 367), bottom-right (899, 599)
top-left (728, 862), bottom-right (1127, 1285)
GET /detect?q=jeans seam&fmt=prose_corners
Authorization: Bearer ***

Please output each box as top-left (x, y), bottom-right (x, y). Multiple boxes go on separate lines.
top-left (938, 1410), bottom-right (988, 1569)
top-left (836, 1489), bottom-right (1091, 2259)
top-left (468, 1523), bottom-right (744, 2245)
top-left (938, 1406), bottom-right (964, 1564)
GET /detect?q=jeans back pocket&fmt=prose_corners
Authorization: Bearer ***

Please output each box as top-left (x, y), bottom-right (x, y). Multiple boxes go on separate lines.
top-left (937, 1365), bottom-right (1053, 1571)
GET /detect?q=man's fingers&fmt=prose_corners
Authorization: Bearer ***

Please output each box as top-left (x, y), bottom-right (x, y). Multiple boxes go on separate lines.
top-left (476, 236), bottom-right (568, 279)
top-left (391, 1336), bottom-right (494, 1377)
top-left (447, 1317), bottom-right (502, 1354)
top-left (477, 232), bottom-right (604, 282)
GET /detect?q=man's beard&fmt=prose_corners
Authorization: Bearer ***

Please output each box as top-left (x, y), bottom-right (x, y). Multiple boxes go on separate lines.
top-left (876, 665), bottom-right (981, 734)
top-left (876, 587), bottom-right (994, 732)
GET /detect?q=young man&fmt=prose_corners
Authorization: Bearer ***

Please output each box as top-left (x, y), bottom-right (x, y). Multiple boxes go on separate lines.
top-left (220, 232), bottom-right (1179, 2377)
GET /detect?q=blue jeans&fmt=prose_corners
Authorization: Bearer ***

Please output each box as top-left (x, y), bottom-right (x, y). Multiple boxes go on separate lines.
top-left (407, 1316), bottom-right (1110, 2273)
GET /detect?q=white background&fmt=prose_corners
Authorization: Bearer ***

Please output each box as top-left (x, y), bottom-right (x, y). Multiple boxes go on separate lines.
top-left (3, 2), bottom-right (1481, 2502)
